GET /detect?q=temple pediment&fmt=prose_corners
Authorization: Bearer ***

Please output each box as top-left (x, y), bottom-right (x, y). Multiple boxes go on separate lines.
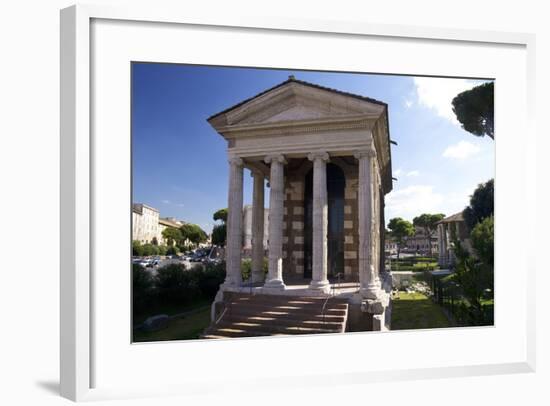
top-left (208, 78), bottom-right (386, 128)
top-left (207, 76), bottom-right (393, 194)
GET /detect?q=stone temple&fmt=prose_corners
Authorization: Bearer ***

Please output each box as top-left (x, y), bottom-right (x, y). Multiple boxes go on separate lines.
top-left (203, 76), bottom-right (393, 338)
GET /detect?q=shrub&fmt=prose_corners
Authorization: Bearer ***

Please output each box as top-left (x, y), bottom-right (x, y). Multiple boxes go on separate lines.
top-left (471, 215), bottom-right (494, 266)
top-left (141, 243), bottom-right (157, 256)
top-left (198, 261), bottom-right (226, 298)
top-left (166, 245), bottom-right (178, 256)
top-left (241, 258), bottom-right (252, 281)
top-left (132, 263), bottom-right (154, 313)
top-left (154, 263), bottom-right (201, 305)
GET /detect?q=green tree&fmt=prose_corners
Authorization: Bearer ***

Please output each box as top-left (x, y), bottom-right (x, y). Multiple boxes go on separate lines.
top-left (387, 217), bottom-right (415, 259)
top-left (179, 223), bottom-right (208, 248)
top-left (211, 223), bottom-right (227, 246)
top-left (211, 207), bottom-right (228, 246)
top-left (162, 227), bottom-right (182, 247)
top-left (412, 213), bottom-right (445, 253)
top-left (463, 179), bottom-right (494, 230)
top-left (471, 215), bottom-right (494, 268)
top-left (140, 243), bottom-right (157, 256)
top-left (213, 208), bottom-right (228, 223)
top-left (132, 240), bottom-right (143, 256)
top-left (452, 81), bottom-right (494, 139)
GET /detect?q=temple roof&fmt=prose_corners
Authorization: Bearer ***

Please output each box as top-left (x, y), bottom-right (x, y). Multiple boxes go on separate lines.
top-left (208, 75), bottom-right (387, 121)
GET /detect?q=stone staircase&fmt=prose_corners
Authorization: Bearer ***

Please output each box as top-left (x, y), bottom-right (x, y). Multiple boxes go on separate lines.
top-left (202, 292), bottom-right (349, 339)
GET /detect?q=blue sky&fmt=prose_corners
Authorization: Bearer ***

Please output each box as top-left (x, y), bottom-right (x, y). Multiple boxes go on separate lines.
top-left (132, 63), bottom-right (494, 233)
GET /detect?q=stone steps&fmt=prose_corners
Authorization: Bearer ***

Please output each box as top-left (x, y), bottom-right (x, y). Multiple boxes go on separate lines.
top-left (202, 293), bottom-right (349, 339)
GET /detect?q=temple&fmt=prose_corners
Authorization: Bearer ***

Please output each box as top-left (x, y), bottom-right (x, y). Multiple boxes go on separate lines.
top-left (204, 76), bottom-right (393, 337)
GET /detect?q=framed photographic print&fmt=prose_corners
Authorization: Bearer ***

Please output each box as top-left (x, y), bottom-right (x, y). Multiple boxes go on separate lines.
top-left (60, 4), bottom-right (536, 402)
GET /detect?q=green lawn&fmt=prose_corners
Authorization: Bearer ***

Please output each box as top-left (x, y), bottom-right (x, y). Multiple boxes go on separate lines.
top-left (133, 298), bottom-right (212, 326)
top-left (133, 305), bottom-right (212, 342)
top-left (391, 292), bottom-right (452, 330)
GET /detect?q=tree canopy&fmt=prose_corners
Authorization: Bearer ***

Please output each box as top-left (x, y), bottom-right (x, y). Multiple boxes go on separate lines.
top-left (387, 217), bottom-right (415, 258)
top-left (412, 213), bottom-right (446, 235)
top-left (463, 179), bottom-right (494, 230)
top-left (179, 223), bottom-right (208, 247)
top-left (452, 81), bottom-right (494, 139)
top-left (161, 227), bottom-right (182, 247)
top-left (211, 208), bottom-right (228, 246)
top-left (211, 224), bottom-right (227, 246)
top-left (213, 208), bottom-right (228, 223)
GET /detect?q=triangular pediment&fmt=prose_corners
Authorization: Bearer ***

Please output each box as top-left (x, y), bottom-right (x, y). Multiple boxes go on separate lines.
top-left (209, 79), bottom-right (386, 128)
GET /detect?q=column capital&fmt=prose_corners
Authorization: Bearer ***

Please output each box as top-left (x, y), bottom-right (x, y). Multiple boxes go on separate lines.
top-left (307, 151), bottom-right (330, 162)
top-left (228, 155), bottom-right (244, 167)
top-left (354, 145), bottom-right (376, 160)
top-left (264, 154), bottom-right (287, 165)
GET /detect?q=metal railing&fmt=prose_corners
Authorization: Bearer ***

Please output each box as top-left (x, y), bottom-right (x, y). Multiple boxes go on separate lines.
top-left (321, 272), bottom-right (343, 328)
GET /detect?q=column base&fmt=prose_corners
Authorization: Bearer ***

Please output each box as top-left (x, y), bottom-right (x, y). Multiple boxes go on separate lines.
top-left (250, 271), bottom-right (265, 284)
top-left (308, 279), bottom-right (331, 293)
top-left (360, 284), bottom-right (380, 300)
top-left (262, 279), bottom-right (286, 292)
top-left (220, 278), bottom-right (242, 290)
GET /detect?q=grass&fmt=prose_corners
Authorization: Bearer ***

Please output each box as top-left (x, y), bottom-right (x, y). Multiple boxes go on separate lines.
top-left (133, 297), bottom-right (212, 326)
top-left (391, 292), bottom-right (452, 330)
top-left (133, 305), bottom-right (212, 342)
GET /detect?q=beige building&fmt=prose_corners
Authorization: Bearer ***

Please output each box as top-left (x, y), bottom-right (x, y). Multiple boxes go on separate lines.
top-left (204, 76), bottom-right (394, 336)
top-left (132, 203), bottom-right (160, 244)
top-left (132, 204), bottom-right (185, 246)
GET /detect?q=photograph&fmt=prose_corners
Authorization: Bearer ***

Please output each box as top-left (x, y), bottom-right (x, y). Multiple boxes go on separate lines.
top-left (131, 63), bottom-right (495, 342)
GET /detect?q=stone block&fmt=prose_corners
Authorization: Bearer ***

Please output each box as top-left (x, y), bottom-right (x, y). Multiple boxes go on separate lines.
top-left (344, 251), bottom-right (357, 259)
top-left (344, 205), bottom-right (352, 214)
top-left (294, 236), bottom-right (304, 244)
top-left (142, 315), bottom-right (170, 332)
top-left (293, 206), bottom-right (304, 215)
top-left (345, 189), bottom-right (357, 199)
top-left (292, 221), bottom-right (304, 230)
top-left (344, 220), bottom-right (353, 229)
top-left (345, 235), bottom-right (354, 244)
top-left (362, 299), bottom-right (385, 315)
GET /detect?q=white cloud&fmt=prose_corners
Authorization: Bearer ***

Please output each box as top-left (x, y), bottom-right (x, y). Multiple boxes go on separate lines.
top-left (442, 141), bottom-right (480, 160)
top-left (413, 77), bottom-right (488, 124)
top-left (406, 170), bottom-right (420, 177)
top-left (386, 185), bottom-right (444, 220)
top-left (394, 168), bottom-right (402, 177)
top-left (161, 199), bottom-right (184, 207)
top-left (404, 99), bottom-right (413, 109)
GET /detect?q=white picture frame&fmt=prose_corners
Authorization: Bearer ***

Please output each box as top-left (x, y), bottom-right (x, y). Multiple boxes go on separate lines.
top-left (60, 4), bottom-right (536, 402)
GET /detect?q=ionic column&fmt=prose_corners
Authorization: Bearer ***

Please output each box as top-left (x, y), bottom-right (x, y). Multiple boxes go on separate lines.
top-left (441, 224), bottom-right (448, 266)
top-left (355, 147), bottom-right (379, 299)
top-left (308, 151), bottom-right (330, 292)
top-left (224, 156), bottom-right (244, 287)
top-left (263, 154), bottom-right (287, 291)
top-left (251, 170), bottom-right (265, 284)
top-left (437, 224), bottom-right (444, 266)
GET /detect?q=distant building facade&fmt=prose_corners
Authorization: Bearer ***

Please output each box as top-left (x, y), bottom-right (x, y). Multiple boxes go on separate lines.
top-left (405, 227), bottom-right (438, 256)
top-left (132, 203), bottom-right (160, 244)
top-left (436, 212), bottom-right (471, 268)
top-left (132, 203), bottom-right (186, 245)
